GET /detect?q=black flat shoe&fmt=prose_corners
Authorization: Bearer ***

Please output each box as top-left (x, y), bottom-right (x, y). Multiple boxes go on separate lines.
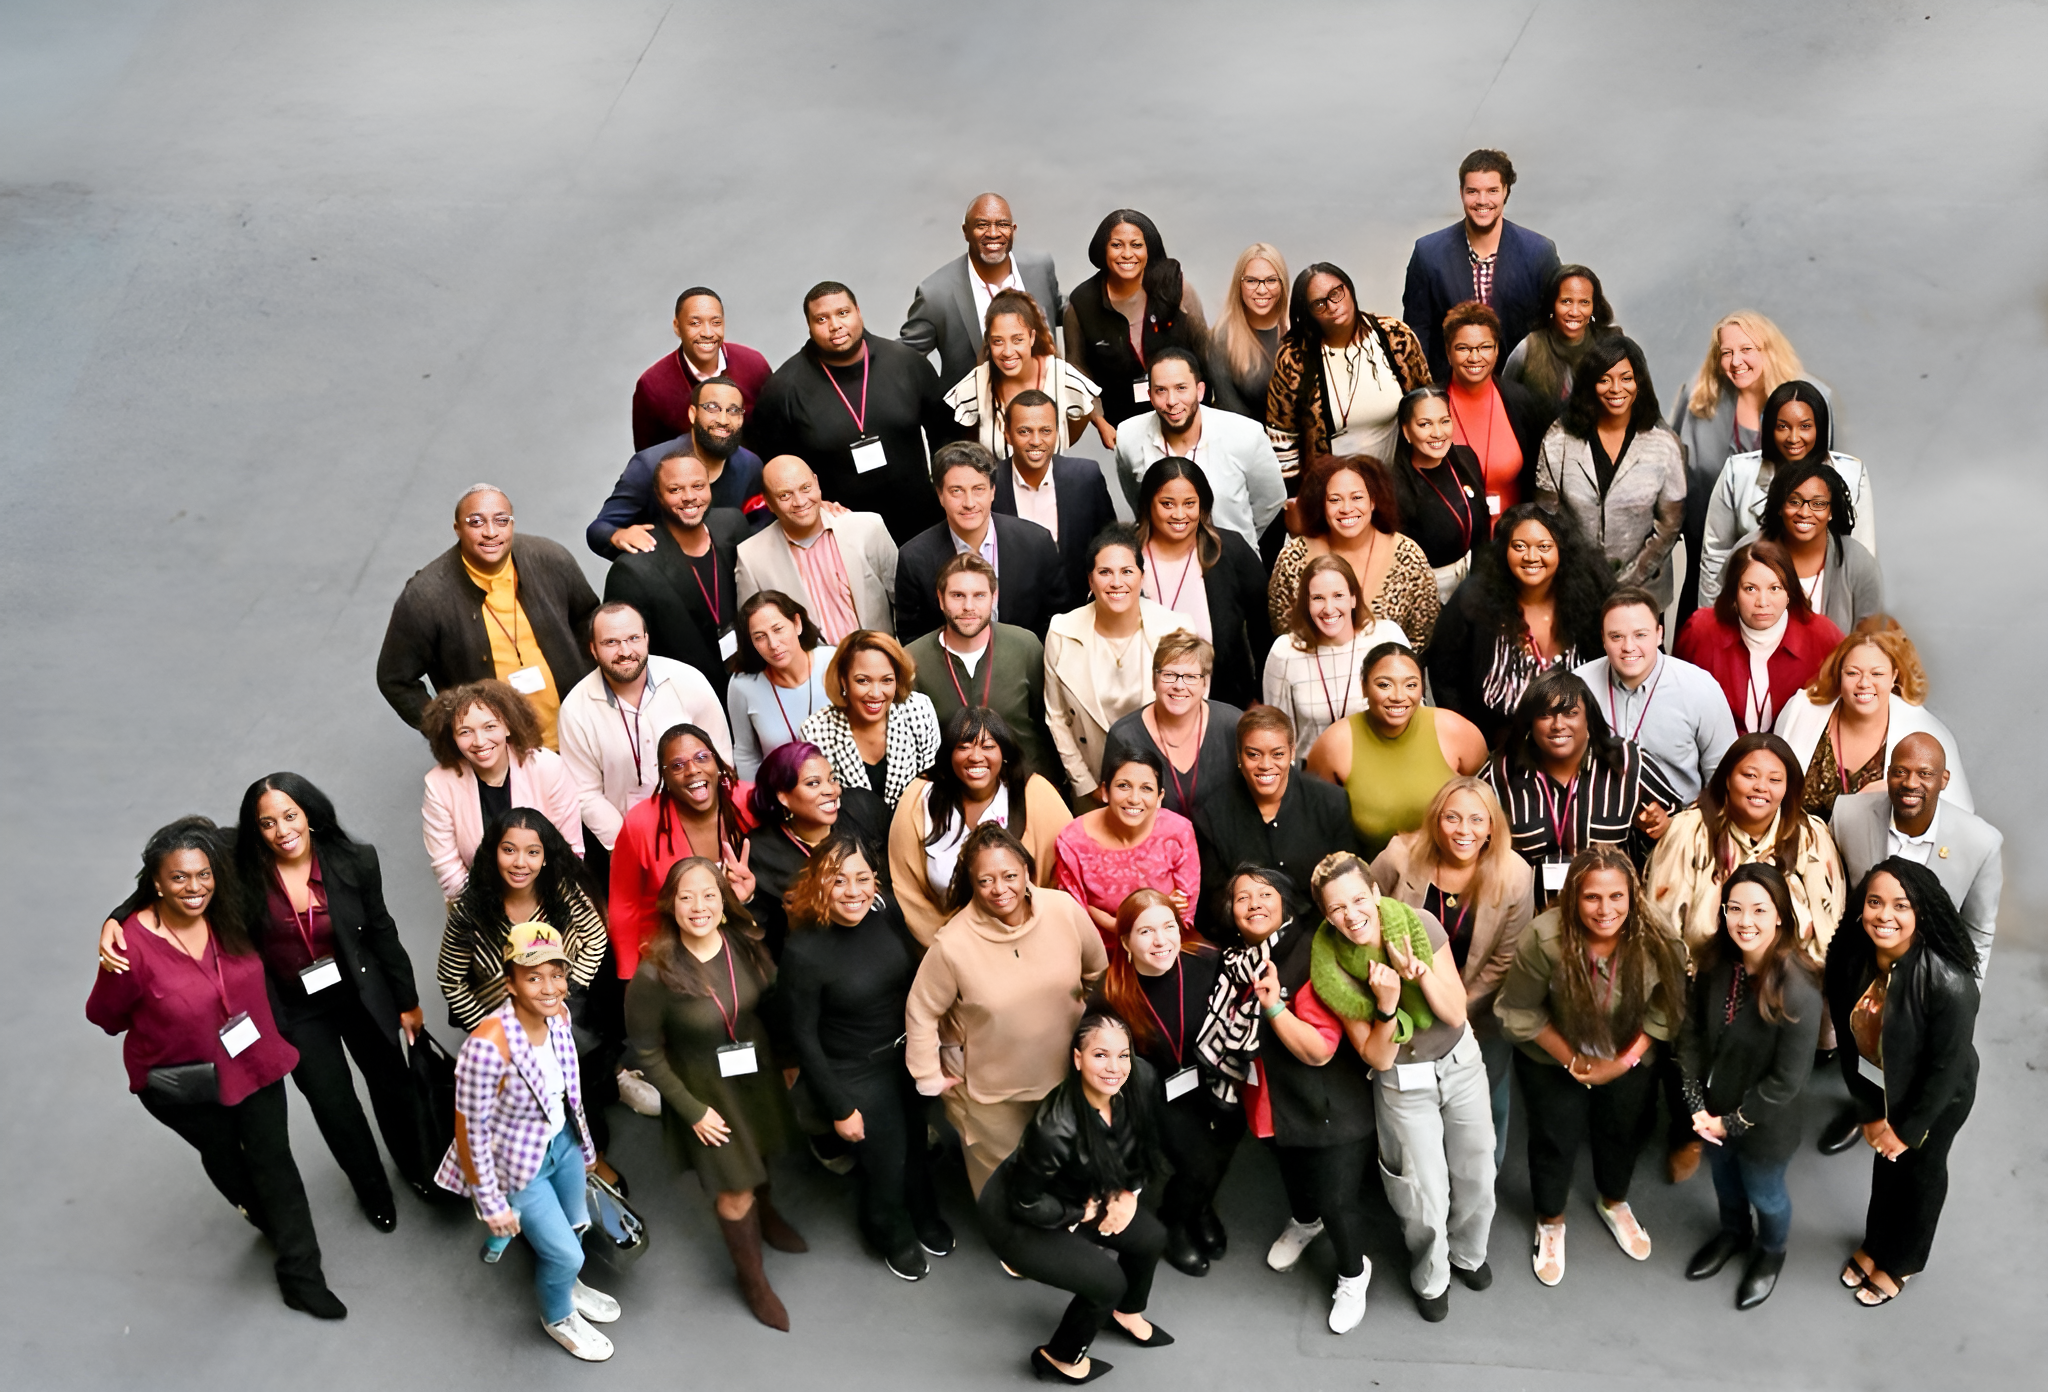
top-left (281, 1283), bottom-right (348, 1320)
top-left (1193, 1205), bottom-right (1228, 1259)
top-left (1737, 1249), bottom-right (1784, 1309)
top-left (1113, 1317), bottom-right (1173, 1348)
top-left (1451, 1261), bottom-right (1492, 1291)
top-left (886, 1247), bottom-right (928, 1282)
top-left (1032, 1348), bottom-right (1112, 1383)
top-left (1163, 1224), bottom-right (1209, 1277)
top-left (1415, 1288), bottom-right (1450, 1321)
top-left (1819, 1111), bottom-right (1863, 1156)
top-left (1686, 1230), bottom-right (1750, 1280)
top-left (917, 1217), bottom-right (956, 1258)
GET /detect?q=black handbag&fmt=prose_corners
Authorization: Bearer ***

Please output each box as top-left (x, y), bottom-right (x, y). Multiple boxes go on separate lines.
top-left (582, 1171), bottom-right (648, 1265)
top-left (144, 1062), bottom-right (219, 1106)
top-left (400, 1027), bottom-right (459, 1171)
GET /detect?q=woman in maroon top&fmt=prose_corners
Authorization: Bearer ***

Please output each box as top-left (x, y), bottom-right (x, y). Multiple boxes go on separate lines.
top-left (1675, 540), bottom-right (1842, 734)
top-left (86, 817), bottom-right (345, 1319)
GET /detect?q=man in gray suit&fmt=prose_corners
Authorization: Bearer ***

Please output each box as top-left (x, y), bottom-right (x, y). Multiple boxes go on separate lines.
top-left (899, 192), bottom-right (1062, 389)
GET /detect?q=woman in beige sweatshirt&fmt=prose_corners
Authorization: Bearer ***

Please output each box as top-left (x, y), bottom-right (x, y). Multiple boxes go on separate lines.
top-left (906, 823), bottom-right (1109, 1195)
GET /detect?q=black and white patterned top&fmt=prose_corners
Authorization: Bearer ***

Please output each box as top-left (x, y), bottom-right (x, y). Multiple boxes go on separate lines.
top-left (799, 693), bottom-right (942, 810)
top-left (1482, 739), bottom-right (1679, 877)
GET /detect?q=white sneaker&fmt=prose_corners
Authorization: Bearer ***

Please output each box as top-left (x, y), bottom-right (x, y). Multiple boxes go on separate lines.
top-left (1266, 1218), bottom-right (1325, 1272)
top-left (1329, 1264), bottom-right (1371, 1333)
top-left (545, 1311), bottom-right (614, 1361)
top-left (572, 1279), bottom-right (621, 1324)
top-left (1532, 1221), bottom-right (1566, 1286)
top-left (616, 1069), bottom-right (662, 1117)
top-left (1597, 1200), bottom-right (1652, 1261)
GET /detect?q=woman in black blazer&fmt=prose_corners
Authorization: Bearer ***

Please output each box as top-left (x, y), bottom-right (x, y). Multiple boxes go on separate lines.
top-left (1133, 457), bottom-right (1270, 710)
top-left (1677, 863), bottom-right (1821, 1310)
top-left (1825, 857), bottom-right (1980, 1307)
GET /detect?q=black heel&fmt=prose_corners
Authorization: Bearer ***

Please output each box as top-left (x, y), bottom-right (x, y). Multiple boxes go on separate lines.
top-left (1031, 1348), bottom-right (1113, 1383)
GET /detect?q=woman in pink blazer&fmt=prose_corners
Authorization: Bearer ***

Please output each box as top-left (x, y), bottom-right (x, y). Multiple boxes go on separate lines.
top-left (421, 680), bottom-right (583, 899)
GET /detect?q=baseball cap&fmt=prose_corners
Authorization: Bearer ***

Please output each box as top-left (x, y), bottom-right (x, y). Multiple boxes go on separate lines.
top-left (503, 921), bottom-right (570, 967)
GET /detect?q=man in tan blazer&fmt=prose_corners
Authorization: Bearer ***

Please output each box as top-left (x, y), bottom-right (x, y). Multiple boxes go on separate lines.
top-left (734, 454), bottom-right (899, 641)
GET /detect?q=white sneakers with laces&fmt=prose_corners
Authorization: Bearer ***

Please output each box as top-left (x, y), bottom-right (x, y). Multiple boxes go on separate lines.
top-left (545, 1311), bottom-right (614, 1361)
top-left (1597, 1200), bottom-right (1652, 1260)
top-left (1266, 1217), bottom-right (1325, 1272)
top-left (1532, 1221), bottom-right (1566, 1286)
top-left (572, 1279), bottom-right (621, 1323)
top-left (1328, 1264), bottom-right (1371, 1333)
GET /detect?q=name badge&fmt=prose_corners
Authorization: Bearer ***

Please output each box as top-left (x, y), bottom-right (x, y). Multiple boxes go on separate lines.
top-left (219, 1011), bottom-right (261, 1058)
top-left (717, 1042), bottom-right (759, 1077)
top-left (1245, 1060), bottom-right (1259, 1089)
top-left (1131, 378), bottom-right (1150, 404)
top-left (507, 665), bottom-right (545, 695)
top-left (1487, 493), bottom-right (1502, 516)
top-left (850, 435), bottom-right (889, 474)
top-left (1393, 1062), bottom-right (1436, 1093)
top-left (1164, 1066), bottom-right (1199, 1102)
top-left (718, 626), bottom-right (740, 661)
top-left (299, 957), bottom-right (343, 994)
top-left (1856, 1053), bottom-right (1885, 1090)
top-left (1542, 861), bottom-right (1568, 896)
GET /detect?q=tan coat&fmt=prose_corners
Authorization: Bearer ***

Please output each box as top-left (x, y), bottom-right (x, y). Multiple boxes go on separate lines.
top-left (887, 775), bottom-right (1072, 947)
top-left (1644, 806), bottom-right (1845, 960)
top-left (1042, 598), bottom-right (1190, 797)
top-left (732, 509), bottom-right (899, 636)
top-left (1370, 832), bottom-right (1534, 1025)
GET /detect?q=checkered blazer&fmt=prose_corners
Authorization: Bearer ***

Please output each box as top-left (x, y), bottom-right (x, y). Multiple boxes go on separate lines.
top-left (434, 1001), bottom-right (594, 1216)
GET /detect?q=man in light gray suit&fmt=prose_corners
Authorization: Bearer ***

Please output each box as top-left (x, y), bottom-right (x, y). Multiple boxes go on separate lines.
top-left (899, 192), bottom-right (1062, 390)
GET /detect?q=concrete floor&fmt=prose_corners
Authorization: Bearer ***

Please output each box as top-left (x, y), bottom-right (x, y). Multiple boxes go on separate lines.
top-left (4, 2), bottom-right (2044, 1387)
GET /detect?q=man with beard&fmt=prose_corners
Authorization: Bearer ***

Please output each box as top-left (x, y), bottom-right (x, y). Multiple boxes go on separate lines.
top-left (990, 390), bottom-right (1117, 606)
top-left (588, 375), bottom-right (766, 560)
top-left (1112, 347), bottom-right (1284, 553)
top-left (631, 287), bottom-right (773, 450)
top-left (602, 451), bottom-right (749, 700)
top-left (894, 440), bottom-right (1065, 643)
top-left (906, 553), bottom-right (1058, 787)
top-left (899, 192), bottom-right (1063, 389)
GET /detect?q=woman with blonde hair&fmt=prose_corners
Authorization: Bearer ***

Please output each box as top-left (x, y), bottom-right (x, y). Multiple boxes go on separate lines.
top-left (797, 630), bottom-right (942, 810)
top-left (1207, 243), bottom-right (1290, 418)
top-left (944, 288), bottom-right (1106, 456)
top-left (1773, 617), bottom-right (1973, 817)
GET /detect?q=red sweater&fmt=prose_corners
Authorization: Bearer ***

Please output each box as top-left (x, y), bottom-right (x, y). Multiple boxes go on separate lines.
top-left (632, 343), bottom-right (773, 451)
top-left (607, 785), bottom-right (757, 976)
top-left (86, 916), bottom-right (300, 1105)
top-left (1674, 608), bottom-right (1843, 731)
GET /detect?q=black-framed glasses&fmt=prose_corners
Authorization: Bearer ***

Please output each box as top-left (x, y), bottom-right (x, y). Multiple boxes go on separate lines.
top-left (1309, 285), bottom-right (1349, 314)
top-left (1241, 275), bottom-right (1282, 291)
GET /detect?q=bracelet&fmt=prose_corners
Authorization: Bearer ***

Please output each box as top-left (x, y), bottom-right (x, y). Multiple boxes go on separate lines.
top-left (1372, 1006), bottom-right (1398, 1024)
top-left (1262, 1001), bottom-right (1285, 1020)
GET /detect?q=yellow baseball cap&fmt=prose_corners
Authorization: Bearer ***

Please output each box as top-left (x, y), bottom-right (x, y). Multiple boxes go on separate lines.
top-left (503, 921), bottom-right (570, 967)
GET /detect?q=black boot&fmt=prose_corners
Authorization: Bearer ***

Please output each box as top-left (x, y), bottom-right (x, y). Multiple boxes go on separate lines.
top-left (1162, 1223), bottom-right (1209, 1277)
top-left (1192, 1205), bottom-right (1228, 1259)
top-left (1819, 1110), bottom-right (1863, 1155)
top-left (1737, 1249), bottom-right (1785, 1309)
top-left (1687, 1230), bottom-right (1750, 1279)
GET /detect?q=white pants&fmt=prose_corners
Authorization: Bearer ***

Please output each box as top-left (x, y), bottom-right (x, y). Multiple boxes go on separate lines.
top-left (1373, 1027), bottom-right (1497, 1298)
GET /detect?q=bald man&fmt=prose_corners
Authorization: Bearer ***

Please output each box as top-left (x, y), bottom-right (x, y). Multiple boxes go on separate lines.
top-left (733, 455), bottom-right (899, 642)
top-left (377, 483), bottom-right (599, 746)
top-left (900, 192), bottom-right (1064, 389)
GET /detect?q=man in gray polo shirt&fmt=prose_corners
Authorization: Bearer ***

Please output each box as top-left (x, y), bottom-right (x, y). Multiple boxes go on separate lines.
top-left (1574, 586), bottom-right (1735, 814)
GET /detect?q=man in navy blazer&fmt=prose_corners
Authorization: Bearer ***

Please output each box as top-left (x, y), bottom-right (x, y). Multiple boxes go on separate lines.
top-left (897, 439), bottom-right (1067, 643)
top-left (987, 392), bottom-right (1117, 608)
top-left (900, 192), bottom-right (1062, 390)
top-left (1401, 149), bottom-right (1561, 383)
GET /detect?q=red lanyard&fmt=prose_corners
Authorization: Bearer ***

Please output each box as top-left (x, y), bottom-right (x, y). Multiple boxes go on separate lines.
top-left (705, 942), bottom-right (743, 1043)
top-left (819, 342), bottom-right (871, 434)
top-left (1146, 543), bottom-right (1198, 612)
top-left (943, 641), bottom-right (995, 711)
top-left (165, 922), bottom-right (232, 1019)
top-left (615, 687), bottom-right (646, 788)
top-left (1538, 773), bottom-right (1580, 856)
top-left (1447, 382), bottom-right (1497, 482)
top-left (1313, 642), bottom-right (1355, 726)
top-left (1138, 958), bottom-right (1187, 1067)
top-left (272, 866), bottom-right (325, 959)
top-left (1159, 708), bottom-right (1205, 811)
top-left (687, 554), bottom-right (723, 627)
top-left (1828, 710), bottom-right (1886, 795)
top-left (481, 573), bottom-right (525, 663)
top-left (1603, 661), bottom-right (1664, 745)
top-left (1744, 667), bottom-right (1772, 734)
top-left (1415, 459), bottom-right (1475, 554)
top-left (769, 676), bottom-right (813, 742)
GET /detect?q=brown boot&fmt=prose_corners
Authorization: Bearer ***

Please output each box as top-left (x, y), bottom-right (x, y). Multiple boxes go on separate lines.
top-left (755, 1185), bottom-right (809, 1253)
top-left (716, 1208), bottom-right (790, 1331)
top-left (1667, 1139), bottom-right (1704, 1183)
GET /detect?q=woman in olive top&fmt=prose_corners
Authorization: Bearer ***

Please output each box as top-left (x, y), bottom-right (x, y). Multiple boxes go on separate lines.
top-left (779, 833), bottom-right (951, 1281)
top-left (1496, 846), bottom-right (1687, 1286)
top-left (1677, 864), bottom-right (1822, 1311)
top-left (625, 858), bottom-right (803, 1329)
top-left (905, 824), bottom-right (1109, 1195)
top-left (1306, 641), bottom-right (1488, 856)
top-left (1827, 859), bottom-right (1980, 1308)
top-left (1101, 631), bottom-right (1244, 820)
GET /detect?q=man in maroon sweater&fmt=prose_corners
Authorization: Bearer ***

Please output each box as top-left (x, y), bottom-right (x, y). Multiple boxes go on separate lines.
top-left (631, 286), bottom-right (773, 450)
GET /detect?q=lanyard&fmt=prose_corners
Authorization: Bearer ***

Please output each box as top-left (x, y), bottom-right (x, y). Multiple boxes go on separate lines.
top-left (481, 573), bottom-right (525, 664)
top-left (615, 690), bottom-right (646, 788)
top-left (1312, 640), bottom-right (1355, 727)
top-left (1415, 458), bottom-right (1475, 554)
top-left (1447, 381), bottom-right (1497, 478)
top-left (164, 921), bottom-right (233, 1019)
top-left (943, 640), bottom-right (995, 711)
top-left (1138, 958), bottom-right (1187, 1067)
top-left (1828, 709), bottom-right (1887, 795)
top-left (1744, 667), bottom-right (1772, 734)
top-left (1538, 773), bottom-right (1580, 857)
top-left (687, 552), bottom-right (723, 627)
top-left (1159, 706), bottom-right (1206, 811)
top-left (1604, 661), bottom-right (1664, 745)
top-left (1146, 542), bottom-right (1198, 613)
top-left (819, 342), bottom-right (871, 434)
top-left (705, 942), bottom-right (743, 1043)
top-left (769, 674), bottom-right (815, 742)
top-left (1328, 340), bottom-right (1365, 428)
top-left (272, 866), bottom-right (325, 959)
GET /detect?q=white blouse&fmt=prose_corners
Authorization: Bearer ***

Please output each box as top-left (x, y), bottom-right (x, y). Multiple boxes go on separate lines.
top-left (1259, 620), bottom-right (1409, 759)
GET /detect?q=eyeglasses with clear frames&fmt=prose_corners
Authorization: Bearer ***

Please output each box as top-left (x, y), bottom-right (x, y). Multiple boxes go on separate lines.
top-left (461, 513), bottom-right (513, 529)
top-left (662, 750), bottom-right (718, 774)
top-left (695, 403), bottom-right (745, 419)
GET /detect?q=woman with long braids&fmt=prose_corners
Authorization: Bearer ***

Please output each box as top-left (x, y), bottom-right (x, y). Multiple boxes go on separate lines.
top-left (608, 722), bottom-right (756, 971)
top-left (1263, 262), bottom-right (1431, 484)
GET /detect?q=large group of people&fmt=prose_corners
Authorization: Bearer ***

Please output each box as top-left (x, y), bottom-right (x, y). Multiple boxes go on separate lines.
top-left (88, 151), bottom-right (2002, 1379)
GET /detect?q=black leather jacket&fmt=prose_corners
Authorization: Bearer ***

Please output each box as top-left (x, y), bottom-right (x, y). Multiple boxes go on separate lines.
top-left (1004, 1060), bottom-right (1161, 1229)
top-left (1825, 937), bottom-right (1980, 1148)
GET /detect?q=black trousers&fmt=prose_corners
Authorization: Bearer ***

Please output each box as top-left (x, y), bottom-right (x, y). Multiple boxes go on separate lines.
top-left (979, 1163), bottom-right (1166, 1365)
top-left (280, 988), bottom-right (420, 1198)
top-left (1156, 1096), bottom-right (1245, 1229)
top-left (836, 1054), bottom-right (940, 1257)
top-left (1269, 1137), bottom-right (1372, 1279)
top-left (139, 1079), bottom-right (327, 1291)
top-left (1515, 1048), bottom-right (1659, 1217)
top-left (1865, 1091), bottom-right (1973, 1278)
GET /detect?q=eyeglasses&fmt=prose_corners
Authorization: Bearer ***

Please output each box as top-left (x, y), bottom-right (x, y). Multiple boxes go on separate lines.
top-left (1784, 496), bottom-right (1832, 515)
top-left (662, 751), bottom-right (717, 773)
top-left (1240, 275), bottom-right (1282, 291)
top-left (1449, 342), bottom-right (1497, 357)
top-left (1309, 285), bottom-right (1349, 314)
top-left (1157, 671), bottom-right (1205, 688)
top-left (695, 403), bottom-right (745, 419)
top-left (461, 513), bottom-right (513, 529)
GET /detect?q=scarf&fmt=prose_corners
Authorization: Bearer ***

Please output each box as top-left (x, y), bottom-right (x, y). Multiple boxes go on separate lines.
top-left (1308, 898), bottom-right (1436, 1042)
top-left (1738, 610), bottom-right (1789, 732)
top-left (1195, 933), bottom-right (1275, 1106)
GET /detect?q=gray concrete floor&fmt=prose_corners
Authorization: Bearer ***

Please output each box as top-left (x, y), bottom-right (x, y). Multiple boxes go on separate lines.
top-left (4, 1), bottom-right (2044, 1387)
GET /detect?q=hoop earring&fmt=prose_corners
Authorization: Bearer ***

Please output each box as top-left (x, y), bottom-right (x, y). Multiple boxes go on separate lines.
top-left (870, 892), bottom-right (886, 915)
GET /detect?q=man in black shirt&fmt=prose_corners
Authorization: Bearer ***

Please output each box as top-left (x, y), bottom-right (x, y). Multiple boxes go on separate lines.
top-left (748, 281), bottom-right (958, 544)
top-left (602, 450), bottom-right (748, 701)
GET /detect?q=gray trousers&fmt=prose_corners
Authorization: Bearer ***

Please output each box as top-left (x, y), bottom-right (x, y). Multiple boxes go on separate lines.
top-left (1374, 1027), bottom-right (1498, 1298)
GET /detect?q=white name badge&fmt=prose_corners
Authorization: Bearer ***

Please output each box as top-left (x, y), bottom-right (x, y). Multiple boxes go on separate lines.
top-left (1542, 861), bottom-right (1568, 895)
top-left (1856, 1053), bottom-right (1885, 1089)
top-left (1486, 494), bottom-right (1502, 516)
top-left (1131, 378), bottom-right (1150, 404)
top-left (299, 957), bottom-right (343, 994)
top-left (1393, 1062), bottom-right (1436, 1093)
top-left (1164, 1066), bottom-right (1199, 1101)
top-left (718, 627), bottom-right (740, 661)
top-left (850, 435), bottom-right (889, 474)
top-left (717, 1042), bottom-right (760, 1077)
top-left (219, 1011), bottom-right (261, 1058)
top-left (507, 665), bottom-right (546, 695)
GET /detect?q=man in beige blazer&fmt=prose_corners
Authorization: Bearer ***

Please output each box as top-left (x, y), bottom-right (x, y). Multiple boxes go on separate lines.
top-left (734, 454), bottom-right (899, 641)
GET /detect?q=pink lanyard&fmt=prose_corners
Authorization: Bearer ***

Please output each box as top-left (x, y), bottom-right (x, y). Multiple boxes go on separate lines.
top-left (819, 343), bottom-right (871, 433)
top-left (1138, 958), bottom-right (1187, 1067)
top-left (1604, 661), bottom-right (1664, 745)
top-left (1161, 708), bottom-right (1206, 811)
top-left (1146, 543), bottom-right (1198, 612)
top-left (688, 558), bottom-right (723, 627)
top-left (1538, 774), bottom-right (1580, 856)
top-left (704, 943), bottom-right (743, 1043)
top-left (770, 677), bottom-right (811, 742)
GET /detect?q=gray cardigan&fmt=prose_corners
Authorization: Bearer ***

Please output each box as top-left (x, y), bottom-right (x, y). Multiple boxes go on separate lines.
top-left (1535, 421), bottom-right (1688, 608)
top-left (1732, 528), bottom-right (1883, 632)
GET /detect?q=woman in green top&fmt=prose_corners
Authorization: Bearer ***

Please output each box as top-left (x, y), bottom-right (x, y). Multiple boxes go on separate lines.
top-left (625, 857), bottom-right (803, 1330)
top-left (1495, 844), bottom-right (1686, 1288)
top-left (1306, 642), bottom-right (1487, 856)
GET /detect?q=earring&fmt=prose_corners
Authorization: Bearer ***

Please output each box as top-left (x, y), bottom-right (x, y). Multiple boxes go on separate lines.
top-left (870, 892), bottom-right (887, 915)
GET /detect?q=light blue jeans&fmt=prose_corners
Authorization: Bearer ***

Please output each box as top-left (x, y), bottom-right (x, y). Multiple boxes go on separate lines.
top-left (506, 1127), bottom-right (589, 1323)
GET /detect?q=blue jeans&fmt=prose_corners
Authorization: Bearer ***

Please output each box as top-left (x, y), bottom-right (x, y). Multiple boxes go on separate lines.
top-left (507, 1128), bottom-right (589, 1322)
top-left (1707, 1141), bottom-right (1791, 1254)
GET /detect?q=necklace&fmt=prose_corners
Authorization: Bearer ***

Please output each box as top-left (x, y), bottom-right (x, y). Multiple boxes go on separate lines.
top-left (1100, 627), bottom-right (1143, 668)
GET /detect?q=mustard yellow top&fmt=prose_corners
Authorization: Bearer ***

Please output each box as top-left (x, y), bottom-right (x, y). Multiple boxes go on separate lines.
top-left (464, 555), bottom-right (562, 749)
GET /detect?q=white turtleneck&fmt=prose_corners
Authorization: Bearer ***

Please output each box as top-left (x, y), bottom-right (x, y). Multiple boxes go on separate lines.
top-left (1738, 611), bottom-right (1789, 732)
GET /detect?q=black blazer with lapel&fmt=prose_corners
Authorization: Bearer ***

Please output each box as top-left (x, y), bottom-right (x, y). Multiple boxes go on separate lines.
top-left (603, 508), bottom-right (748, 700)
top-left (1197, 530), bottom-right (1273, 711)
top-left (992, 454), bottom-right (1118, 606)
top-left (245, 839), bottom-right (421, 1036)
top-left (894, 513), bottom-right (1067, 645)
top-left (1496, 375), bottom-right (1551, 495)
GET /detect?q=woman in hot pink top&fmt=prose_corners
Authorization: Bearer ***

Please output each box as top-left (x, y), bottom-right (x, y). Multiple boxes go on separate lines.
top-left (1053, 748), bottom-right (1200, 949)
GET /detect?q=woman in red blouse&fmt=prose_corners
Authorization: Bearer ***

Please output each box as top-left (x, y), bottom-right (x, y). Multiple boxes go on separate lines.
top-left (609, 723), bottom-right (757, 972)
top-left (1053, 748), bottom-right (1200, 949)
top-left (1675, 540), bottom-right (1842, 735)
top-left (87, 817), bottom-right (345, 1319)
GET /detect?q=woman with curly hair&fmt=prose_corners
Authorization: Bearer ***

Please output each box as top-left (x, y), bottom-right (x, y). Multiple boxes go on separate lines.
top-left (1263, 262), bottom-right (1431, 482)
top-left (1267, 451), bottom-right (1440, 646)
top-left (419, 678), bottom-right (582, 899)
top-left (1428, 502), bottom-right (1611, 746)
top-left (1495, 845), bottom-right (1687, 1286)
top-left (608, 723), bottom-right (756, 972)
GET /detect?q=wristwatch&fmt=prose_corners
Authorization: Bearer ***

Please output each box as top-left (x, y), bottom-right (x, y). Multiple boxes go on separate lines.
top-left (1372, 1006), bottom-right (1398, 1023)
